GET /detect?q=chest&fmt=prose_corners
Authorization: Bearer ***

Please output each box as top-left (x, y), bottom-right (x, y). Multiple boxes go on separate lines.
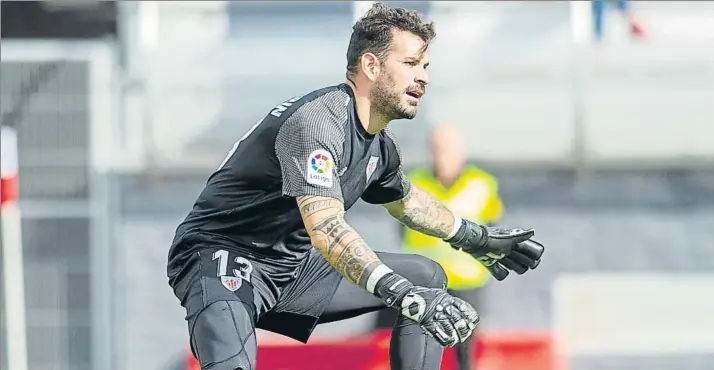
top-left (339, 140), bottom-right (384, 210)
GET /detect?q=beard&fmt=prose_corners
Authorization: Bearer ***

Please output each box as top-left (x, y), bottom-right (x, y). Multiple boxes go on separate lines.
top-left (370, 71), bottom-right (418, 121)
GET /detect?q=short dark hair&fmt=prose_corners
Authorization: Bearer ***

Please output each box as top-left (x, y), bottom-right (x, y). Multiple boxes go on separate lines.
top-left (346, 3), bottom-right (436, 78)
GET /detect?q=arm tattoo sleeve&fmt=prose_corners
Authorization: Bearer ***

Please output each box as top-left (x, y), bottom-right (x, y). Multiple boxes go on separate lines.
top-left (382, 185), bottom-right (457, 239)
top-left (297, 195), bottom-right (382, 286)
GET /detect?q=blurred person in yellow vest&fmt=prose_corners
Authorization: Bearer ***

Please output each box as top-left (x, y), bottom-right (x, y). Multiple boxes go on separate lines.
top-left (404, 124), bottom-right (503, 370)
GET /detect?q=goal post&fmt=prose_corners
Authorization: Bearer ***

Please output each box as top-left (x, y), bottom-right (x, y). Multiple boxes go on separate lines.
top-left (1, 124), bottom-right (28, 370)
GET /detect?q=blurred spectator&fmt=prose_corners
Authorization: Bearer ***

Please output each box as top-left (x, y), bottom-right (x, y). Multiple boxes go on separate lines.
top-left (592, 0), bottom-right (645, 41)
top-left (379, 124), bottom-right (504, 370)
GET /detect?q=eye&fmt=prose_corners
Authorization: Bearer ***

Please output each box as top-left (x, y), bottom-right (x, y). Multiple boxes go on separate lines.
top-left (404, 60), bottom-right (419, 67)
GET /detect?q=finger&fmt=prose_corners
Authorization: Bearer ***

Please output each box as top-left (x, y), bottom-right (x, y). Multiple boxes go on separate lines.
top-left (486, 262), bottom-right (509, 281)
top-left (459, 328), bottom-right (473, 343)
top-left (507, 251), bottom-right (538, 271)
top-left (421, 325), bottom-right (447, 348)
top-left (515, 239), bottom-right (544, 264)
top-left (476, 255), bottom-right (498, 267)
top-left (435, 316), bottom-right (460, 347)
top-left (444, 304), bottom-right (466, 322)
top-left (445, 305), bottom-right (471, 341)
top-left (424, 322), bottom-right (457, 348)
top-left (454, 298), bottom-right (480, 328)
top-left (453, 318), bottom-right (471, 342)
top-left (500, 256), bottom-right (528, 274)
top-left (453, 319), bottom-right (470, 335)
top-left (507, 228), bottom-right (535, 243)
top-left (441, 324), bottom-right (460, 348)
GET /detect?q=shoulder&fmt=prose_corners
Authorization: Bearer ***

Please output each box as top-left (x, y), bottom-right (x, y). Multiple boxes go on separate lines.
top-left (381, 127), bottom-right (399, 144)
top-left (285, 86), bottom-right (350, 133)
top-left (274, 86), bottom-right (350, 157)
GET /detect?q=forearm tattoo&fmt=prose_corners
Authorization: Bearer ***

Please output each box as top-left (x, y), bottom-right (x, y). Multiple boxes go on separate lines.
top-left (297, 196), bottom-right (381, 285)
top-left (385, 186), bottom-right (456, 239)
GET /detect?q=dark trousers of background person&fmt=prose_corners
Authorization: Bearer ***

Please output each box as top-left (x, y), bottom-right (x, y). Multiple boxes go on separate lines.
top-left (376, 287), bottom-right (482, 370)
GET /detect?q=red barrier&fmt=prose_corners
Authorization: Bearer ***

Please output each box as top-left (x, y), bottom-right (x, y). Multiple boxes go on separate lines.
top-left (186, 330), bottom-right (565, 370)
top-left (467, 331), bottom-right (565, 370)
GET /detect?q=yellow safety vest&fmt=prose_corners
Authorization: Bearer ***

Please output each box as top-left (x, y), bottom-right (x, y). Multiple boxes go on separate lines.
top-left (402, 166), bottom-right (503, 290)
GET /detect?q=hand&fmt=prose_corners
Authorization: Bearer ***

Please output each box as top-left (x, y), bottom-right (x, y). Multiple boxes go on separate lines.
top-left (398, 286), bottom-right (479, 348)
top-left (372, 272), bottom-right (479, 347)
top-left (445, 220), bottom-right (544, 280)
top-left (479, 239), bottom-right (545, 281)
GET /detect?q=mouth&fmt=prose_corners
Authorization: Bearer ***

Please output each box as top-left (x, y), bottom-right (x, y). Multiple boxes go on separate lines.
top-left (406, 89), bottom-right (424, 100)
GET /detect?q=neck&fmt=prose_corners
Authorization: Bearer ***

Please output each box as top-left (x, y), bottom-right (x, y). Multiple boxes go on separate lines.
top-left (346, 78), bottom-right (389, 135)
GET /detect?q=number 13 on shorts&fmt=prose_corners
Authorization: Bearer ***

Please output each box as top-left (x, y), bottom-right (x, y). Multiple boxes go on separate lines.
top-left (212, 249), bottom-right (254, 291)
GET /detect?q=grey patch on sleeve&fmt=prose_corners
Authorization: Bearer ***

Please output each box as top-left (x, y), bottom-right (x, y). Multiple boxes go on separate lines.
top-left (275, 90), bottom-right (350, 200)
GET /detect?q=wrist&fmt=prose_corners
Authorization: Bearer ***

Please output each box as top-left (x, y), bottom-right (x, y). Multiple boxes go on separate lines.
top-left (444, 219), bottom-right (486, 248)
top-left (362, 263), bottom-right (393, 293)
top-left (445, 214), bottom-right (463, 240)
top-left (444, 216), bottom-right (469, 244)
top-left (364, 265), bottom-right (413, 307)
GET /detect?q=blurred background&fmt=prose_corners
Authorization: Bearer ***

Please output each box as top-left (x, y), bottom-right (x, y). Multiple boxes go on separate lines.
top-left (1, 1), bottom-right (714, 370)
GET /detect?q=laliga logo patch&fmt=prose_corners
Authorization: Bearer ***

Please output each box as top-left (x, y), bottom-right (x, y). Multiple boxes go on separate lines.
top-left (306, 149), bottom-right (334, 187)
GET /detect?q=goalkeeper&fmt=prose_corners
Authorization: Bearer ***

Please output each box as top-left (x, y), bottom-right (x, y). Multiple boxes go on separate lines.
top-left (167, 4), bottom-right (543, 369)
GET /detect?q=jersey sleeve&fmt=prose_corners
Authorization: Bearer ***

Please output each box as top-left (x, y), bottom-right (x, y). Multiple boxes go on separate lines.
top-left (275, 107), bottom-right (345, 201)
top-left (361, 130), bottom-right (412, 204)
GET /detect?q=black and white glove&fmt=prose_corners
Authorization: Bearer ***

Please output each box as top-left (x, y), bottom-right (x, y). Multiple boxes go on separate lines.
top-left (373, 273), bottom-right (479, 348)
top-left (445, 219), bottom-right (544, 281)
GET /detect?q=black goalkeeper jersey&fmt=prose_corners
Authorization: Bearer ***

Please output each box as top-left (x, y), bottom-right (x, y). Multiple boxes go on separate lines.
top-left (168, 84), bottom-right (411, 280)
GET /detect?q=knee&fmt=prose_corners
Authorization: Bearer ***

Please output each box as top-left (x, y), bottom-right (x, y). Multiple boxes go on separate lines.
top-left (407, 255), bottom-right (448, 289)
top-left (191, 301), bottom-right (256, 370)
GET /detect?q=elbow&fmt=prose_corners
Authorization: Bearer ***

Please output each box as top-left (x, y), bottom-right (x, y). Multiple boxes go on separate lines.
top-left (382, 198), bottom-right (408, 218)
top-left (382, 204), bottom-right (398, 217)
top-left (308, 233), bottom-right (332, 259)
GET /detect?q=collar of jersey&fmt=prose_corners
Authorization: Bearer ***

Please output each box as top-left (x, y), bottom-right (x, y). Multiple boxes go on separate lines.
top-left (341, 83), bottom-right (376, 140)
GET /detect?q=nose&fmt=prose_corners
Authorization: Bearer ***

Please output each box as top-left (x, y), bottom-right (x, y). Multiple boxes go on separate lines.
top-left (416, 69), bottom-right (429, 86)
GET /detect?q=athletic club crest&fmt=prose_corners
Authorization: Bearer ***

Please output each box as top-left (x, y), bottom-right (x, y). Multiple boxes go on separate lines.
top-left (221, 276), bottom-right (242, 292)
top-left (366, 156), bottom-right (379, 181)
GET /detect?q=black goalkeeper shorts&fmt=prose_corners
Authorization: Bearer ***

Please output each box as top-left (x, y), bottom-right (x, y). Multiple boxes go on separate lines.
top-left (169, 245), bottom-right (343, 369)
